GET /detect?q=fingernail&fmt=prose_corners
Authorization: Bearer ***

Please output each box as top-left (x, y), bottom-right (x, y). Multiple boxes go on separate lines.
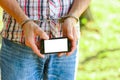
top-left (41, 55), bottom-right (45, 58)
top-left (58, 54), bottom-right (62, 57)
top-left (69, 35), bottom-right (73, 39)
top-left (66, 53), bottom-right (71, 56)
top-left (45, 34), bottom-right (49, 39)
top-left (58, 53), bottom-right (64, 57)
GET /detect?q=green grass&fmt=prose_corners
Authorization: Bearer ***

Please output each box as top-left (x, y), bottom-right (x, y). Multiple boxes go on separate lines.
top-left (77, 0), bottom-right (120, 80)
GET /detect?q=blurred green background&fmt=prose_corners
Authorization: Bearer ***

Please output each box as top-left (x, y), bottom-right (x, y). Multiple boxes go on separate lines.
top-left (77, 0), bottom-right (120, 80)
top-left (0, 0), bottom-right (120, 80)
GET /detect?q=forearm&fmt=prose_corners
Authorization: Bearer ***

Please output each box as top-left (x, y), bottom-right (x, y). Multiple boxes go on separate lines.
top-left (68, 0), bottom-right (91, 18)
top-left (0, 0), bottom-right (28, 24)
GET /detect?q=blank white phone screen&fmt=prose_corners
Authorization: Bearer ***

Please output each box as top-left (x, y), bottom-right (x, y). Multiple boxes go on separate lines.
top-left (44, 38), bottom-right (68, 53)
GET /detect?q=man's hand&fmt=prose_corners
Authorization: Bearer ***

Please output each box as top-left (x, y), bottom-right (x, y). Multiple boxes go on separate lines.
top-left (22, 21), bottom-right (49, 58)
top-left (58, 18), bottom-right (78, 57)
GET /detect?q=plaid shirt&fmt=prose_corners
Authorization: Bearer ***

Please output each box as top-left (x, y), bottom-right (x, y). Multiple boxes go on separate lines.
top-left (1, 0), bottom-right (76, 44)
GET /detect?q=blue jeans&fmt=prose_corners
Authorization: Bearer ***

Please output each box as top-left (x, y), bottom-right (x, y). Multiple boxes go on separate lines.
top-left (0, 38), bottom-right (78, 80)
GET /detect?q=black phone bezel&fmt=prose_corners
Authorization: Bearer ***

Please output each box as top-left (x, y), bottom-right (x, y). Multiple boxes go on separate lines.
top-left (40, 37), bottom-right (71, 54)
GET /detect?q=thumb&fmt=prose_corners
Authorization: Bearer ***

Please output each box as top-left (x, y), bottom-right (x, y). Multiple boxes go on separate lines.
top-left (68, 33), bottom-right (73, 41)
top-left (67, 27), bottom-right (73, 40)
top-left (35, 27), bottom-right (49, 40)
top-left (39, 31), bottom-right (49, 40)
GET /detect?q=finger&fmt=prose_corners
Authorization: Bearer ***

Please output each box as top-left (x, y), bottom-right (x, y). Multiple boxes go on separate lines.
top-left (66, 39), bottom-right (77, 56)
top-left (66, 29), bottom-right (76, 56)
top-left (66, 26), bottom-right (73, 40)
top-left (58, 53), bottom-right (65, 57)
top-left (30, 42), bottom-right (45, 58)
top-left (25, 39), bottom-right (45, 58)
top-left (35, 27), bottom-right (49, 40)
top-left (73, 26), bottom-right (78, 41)
top-left (62, 25), bottom-right (67, 37)
top-left (66, 26), bottom-right (78, 56)
top-left (35, 40), bottom-right (40, 49)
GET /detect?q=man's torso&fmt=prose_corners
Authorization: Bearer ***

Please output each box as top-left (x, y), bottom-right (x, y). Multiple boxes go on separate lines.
top-left (1, 0), bottom-right (74, 43)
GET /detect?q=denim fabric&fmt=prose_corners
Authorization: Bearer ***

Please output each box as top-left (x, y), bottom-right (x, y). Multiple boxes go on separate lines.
top-left (0, 38), bottom-right (78, 80)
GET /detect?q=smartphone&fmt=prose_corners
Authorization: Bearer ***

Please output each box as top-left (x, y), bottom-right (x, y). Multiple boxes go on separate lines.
top-left (40, 37), bottom-right (71, 54)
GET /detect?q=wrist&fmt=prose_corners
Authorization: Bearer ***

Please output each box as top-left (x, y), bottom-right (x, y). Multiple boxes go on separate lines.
top-left (60, 15), bottom-right (79, 23)
top-left (66, 15), bottom-right (79, 23)
top-left (64, 17), bottom-right (77, 24)
top-left (20, 19), bottom-right (32, 28)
